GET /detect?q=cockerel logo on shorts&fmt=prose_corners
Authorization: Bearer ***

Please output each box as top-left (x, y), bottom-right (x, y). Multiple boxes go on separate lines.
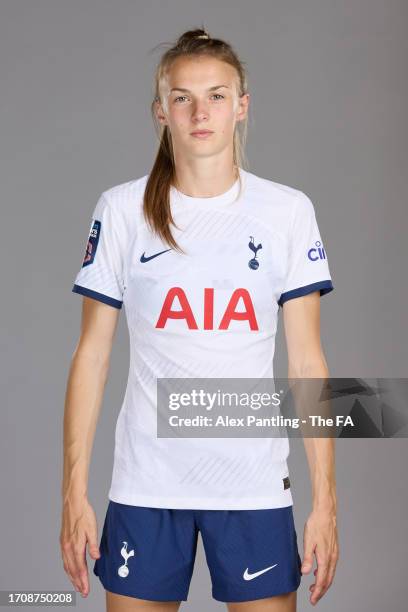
top-left (117, 541), bottom-right (135, 578)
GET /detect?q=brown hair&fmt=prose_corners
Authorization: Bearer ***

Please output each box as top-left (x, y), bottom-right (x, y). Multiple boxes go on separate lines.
top-left (143, 26), bottom-right (249, 254)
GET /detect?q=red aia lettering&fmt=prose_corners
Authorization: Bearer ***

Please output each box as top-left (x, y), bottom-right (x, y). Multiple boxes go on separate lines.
top-left (155, 287), bottom-right (258, 330)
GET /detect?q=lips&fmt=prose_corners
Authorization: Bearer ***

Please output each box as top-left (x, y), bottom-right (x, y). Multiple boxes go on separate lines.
top-left (190, 130), bottom-right (214, 138)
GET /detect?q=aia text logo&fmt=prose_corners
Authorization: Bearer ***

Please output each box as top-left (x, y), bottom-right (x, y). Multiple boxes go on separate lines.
top-left (155, 287), bottom-right (259, 331)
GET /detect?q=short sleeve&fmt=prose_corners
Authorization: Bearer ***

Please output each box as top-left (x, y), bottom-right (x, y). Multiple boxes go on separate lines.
top-left (72, 193), bottom-right (125, 309)
top-left (278, 192), bottom-right (334, 307)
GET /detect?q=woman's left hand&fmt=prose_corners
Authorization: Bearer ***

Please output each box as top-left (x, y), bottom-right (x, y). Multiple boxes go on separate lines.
top-left (301, 507), bottom-right (339, 605)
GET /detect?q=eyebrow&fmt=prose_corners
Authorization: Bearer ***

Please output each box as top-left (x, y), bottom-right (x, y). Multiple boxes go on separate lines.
top-left (170, 85), bottom-right (230, 93)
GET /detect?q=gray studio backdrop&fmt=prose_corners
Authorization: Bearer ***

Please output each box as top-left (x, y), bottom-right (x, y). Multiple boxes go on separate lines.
top-left (1, 1), bottom-right (407, 611)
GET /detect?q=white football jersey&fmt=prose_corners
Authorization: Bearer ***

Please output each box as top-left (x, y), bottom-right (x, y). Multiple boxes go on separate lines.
top-left (72, 168), bottom-right (334, 509)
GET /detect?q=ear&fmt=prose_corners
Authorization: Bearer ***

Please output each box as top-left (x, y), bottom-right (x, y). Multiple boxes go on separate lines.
top-left (155, 99), bottom-right (168, 126)
top-left (236, 93), bottom-right (250, 122)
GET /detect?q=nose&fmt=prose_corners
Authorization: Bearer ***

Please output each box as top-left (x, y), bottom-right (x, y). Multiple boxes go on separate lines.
top-left (191, 100), bottom-right (209, 123)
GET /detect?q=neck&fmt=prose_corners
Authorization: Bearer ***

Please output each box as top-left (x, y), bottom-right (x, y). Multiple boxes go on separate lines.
top-left (173, 159), bottom-right (239, 198)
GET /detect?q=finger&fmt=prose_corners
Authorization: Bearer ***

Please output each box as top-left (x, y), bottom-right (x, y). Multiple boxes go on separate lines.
top-left (326, 549), bottom-right (339, 588)
top-left (311, 557), bottom-right (330, 604)
top-left (73, 547), bottom-right (89, 595)
top-left (68, 551), bottom-right (84, 593)
top-left (86, 525), bottom-right (100, 560)
top-left (66, 539), bottom-right (87, 594)
top-left (310, 553), bottom-right (329, 601)
top-left (312, 557), bottom-right (337, 599)
top-left (62, 546), bottom-right (82, 592)
top-left (323, 540), bottom-right (339, 591)
top-left (61, 552), bottom-right (77, 589)
top-left (301, 543), bottom-right (315, 574)
top-left (308, 569), bottom-right (318, 593)
top-left (61, 543), bottom-right (80, 591)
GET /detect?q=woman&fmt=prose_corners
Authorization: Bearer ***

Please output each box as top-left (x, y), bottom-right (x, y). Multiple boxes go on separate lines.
top-left (61, 27), bottom-right (339, 612)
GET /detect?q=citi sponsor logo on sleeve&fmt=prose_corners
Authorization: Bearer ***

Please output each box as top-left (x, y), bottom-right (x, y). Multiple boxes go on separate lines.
top-left (307, 240), bottom-right (326, 262)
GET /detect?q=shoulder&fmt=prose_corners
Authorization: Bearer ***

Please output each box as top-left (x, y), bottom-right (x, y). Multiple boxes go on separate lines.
top-left (90, 175), bottom-right (148, 245)
top-left (99, 174), bottom-right (149, 218)
top-left (243, 168), bottom-right (314, 230)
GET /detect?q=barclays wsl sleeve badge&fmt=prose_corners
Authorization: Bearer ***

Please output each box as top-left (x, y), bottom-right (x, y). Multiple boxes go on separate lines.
top-left (82, 219), bottom-right (101, 267)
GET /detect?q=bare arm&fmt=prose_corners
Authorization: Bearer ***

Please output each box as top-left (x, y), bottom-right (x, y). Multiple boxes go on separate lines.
top-left (283, 291), bottom-right (338, 606)
top-left (60, 297), bottom-right (120, 598)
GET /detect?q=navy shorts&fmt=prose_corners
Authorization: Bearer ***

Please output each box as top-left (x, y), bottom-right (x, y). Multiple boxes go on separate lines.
top-left (93, 501), bottom-right (302, 603)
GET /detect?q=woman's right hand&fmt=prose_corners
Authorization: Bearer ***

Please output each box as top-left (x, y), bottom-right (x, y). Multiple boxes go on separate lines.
top-left (60, 496), bottom-right (101, 598)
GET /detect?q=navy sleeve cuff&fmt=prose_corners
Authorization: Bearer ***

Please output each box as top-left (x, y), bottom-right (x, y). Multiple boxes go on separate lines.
top-left (278, 280), bottom-right (334, 307)
top-left (72, 284), bottom-right (123, 309)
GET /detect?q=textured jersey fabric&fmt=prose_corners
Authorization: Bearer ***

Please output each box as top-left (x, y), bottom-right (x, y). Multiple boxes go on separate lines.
top-left (72, 167), bottom-right (334, 509)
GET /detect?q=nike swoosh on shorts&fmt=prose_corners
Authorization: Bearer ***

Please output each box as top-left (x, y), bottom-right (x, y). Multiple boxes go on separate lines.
top-left (243, 564), bottom-right (278, 580)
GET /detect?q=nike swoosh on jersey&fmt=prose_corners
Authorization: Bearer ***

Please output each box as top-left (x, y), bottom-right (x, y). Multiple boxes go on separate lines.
top-left (140, 249), bottom-right (172, 263)
top-left (243, 564), bottom-right (278, 580)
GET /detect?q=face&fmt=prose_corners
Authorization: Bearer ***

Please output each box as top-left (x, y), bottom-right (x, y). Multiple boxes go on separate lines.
top-left (155, 55), bottom-right (249, 161)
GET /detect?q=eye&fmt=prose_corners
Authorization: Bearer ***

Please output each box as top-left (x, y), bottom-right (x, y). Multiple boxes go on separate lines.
top-left (174, 93), bottom-right (225, 103)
